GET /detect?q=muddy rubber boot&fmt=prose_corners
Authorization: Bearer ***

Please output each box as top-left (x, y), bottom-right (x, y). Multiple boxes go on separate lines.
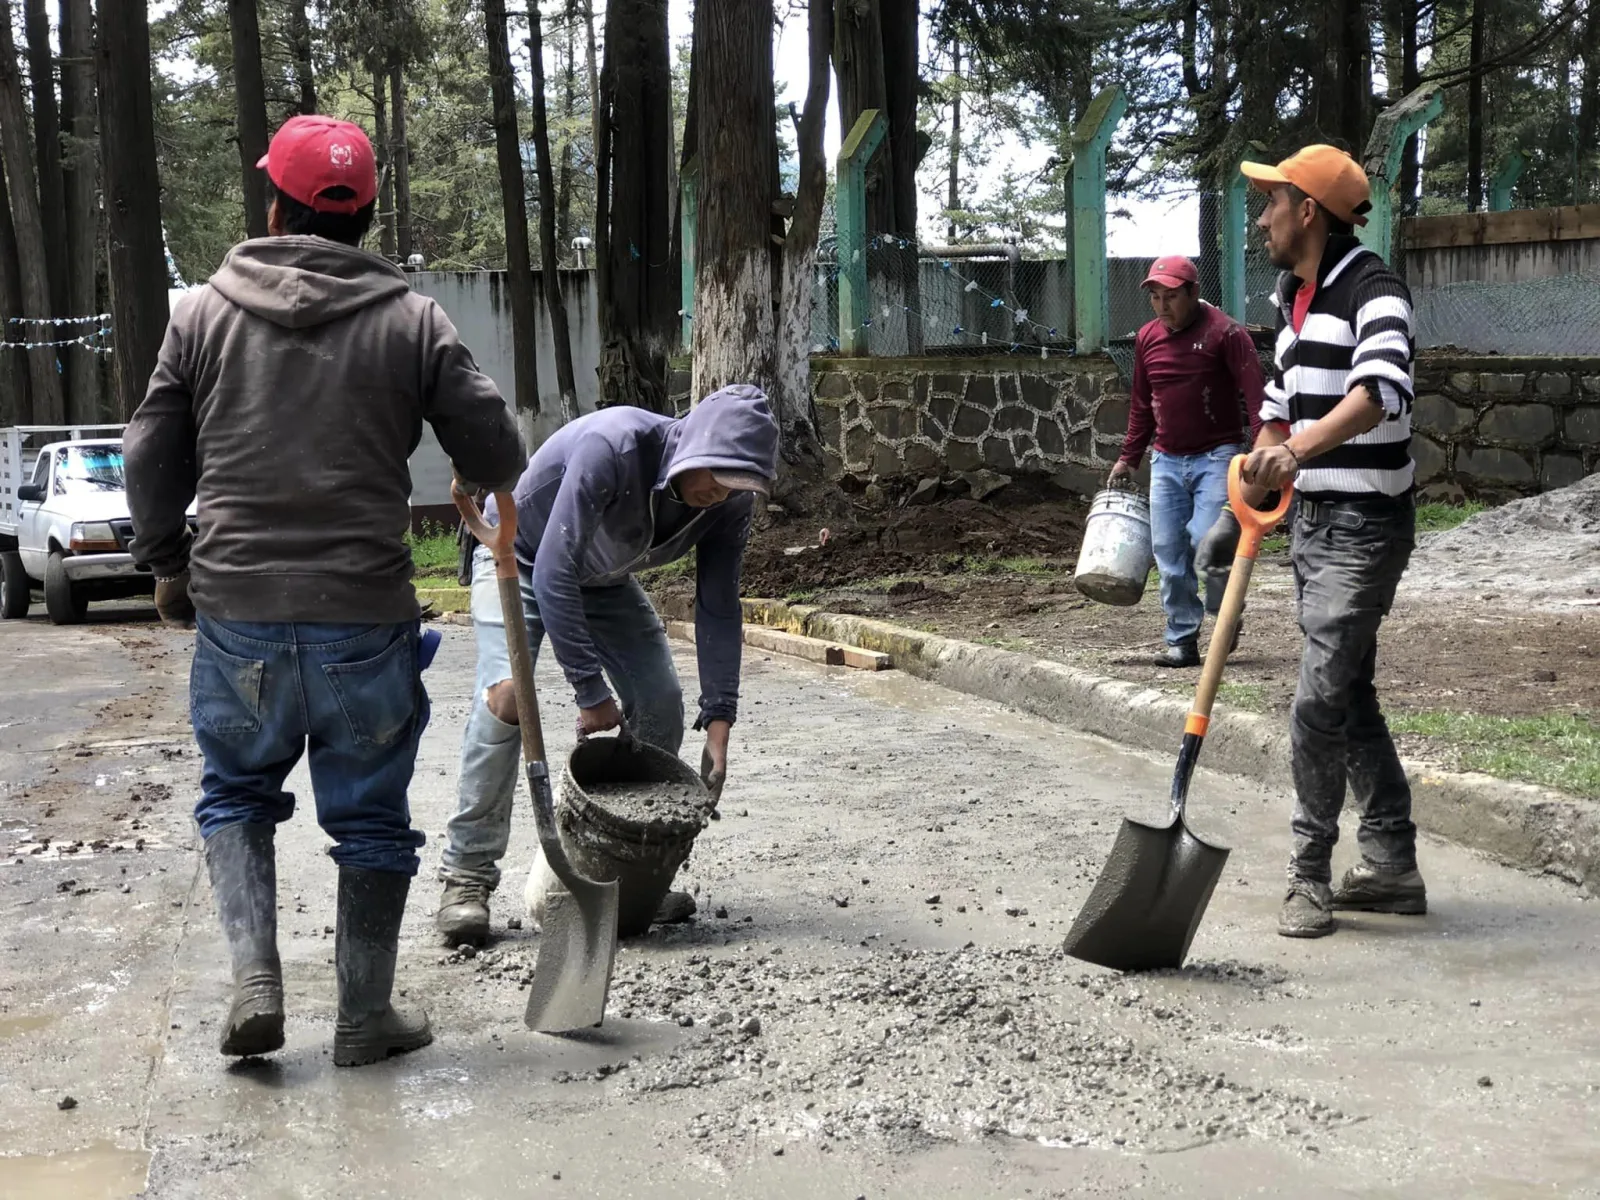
top-left (204, 822), bottom-right (285, 1057)
top-left (1332, 863), bottom-right (1427, 914)
top-left (653, 890), bottom-right (697, 924)
top-left (333, 868), bottom-right (433, 1068)
top-left (1154, 640), bottom-right (1200, 668)
top-left (436, 880), bottom-right (492, 947)
top-left (1278, 879), bottom-right (1335, 939)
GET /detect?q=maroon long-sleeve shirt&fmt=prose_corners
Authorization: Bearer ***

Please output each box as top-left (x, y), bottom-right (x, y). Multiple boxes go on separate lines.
top-left (1117, 302), bottom-right (1266, 467)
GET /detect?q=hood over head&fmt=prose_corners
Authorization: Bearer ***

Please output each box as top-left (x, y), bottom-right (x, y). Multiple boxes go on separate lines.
top-left (208, 236), bottom-right (411, 331)
top-left (663, 385), bottom-right (780, 490)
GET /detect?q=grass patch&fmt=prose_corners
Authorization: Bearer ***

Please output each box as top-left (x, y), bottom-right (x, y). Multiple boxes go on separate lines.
top-left (1416, 500), bottom-right (1485, 533)
top-left (638, 553), bottom-right (695, 587)
top-left (1388, 710), bottom-right (1600, 798)
top-left (407, 520), bottom-right (458, 580)
top-left (1215, 680), bottom-right (1268, 712)
top-left (784, 588), bottom-right (821, 604)
top-left (935, 554), bottom-right (1065, 577)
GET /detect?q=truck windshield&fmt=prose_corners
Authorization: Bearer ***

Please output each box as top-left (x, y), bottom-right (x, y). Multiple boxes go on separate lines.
top-left (54, 446), bottom-right (126, 495)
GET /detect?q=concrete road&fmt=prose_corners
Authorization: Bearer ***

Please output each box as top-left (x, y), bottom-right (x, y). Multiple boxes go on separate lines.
top-left (1, 614), bottom-right (1597, 1199)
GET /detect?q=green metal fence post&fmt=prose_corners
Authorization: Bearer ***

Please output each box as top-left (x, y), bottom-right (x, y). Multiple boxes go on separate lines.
top-left (1070, 85), bottom-right (1127, 355)
top-left (1220, 143), bottom-right (1266, 323)
top-left (1359, 85), bottom-right (1442, 262)
top-left (836, 109), bottom-right (887, 356)
top-left (1489, 151), bottom-right (1526, 212)
top-left (679, 157), bottom-right (699, 350)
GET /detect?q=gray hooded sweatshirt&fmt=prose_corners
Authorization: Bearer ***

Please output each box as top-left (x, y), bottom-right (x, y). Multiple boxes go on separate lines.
top-left (490, 385), bottom-right (779, 727)
top-left (125, 236), bottom-right (525, 623)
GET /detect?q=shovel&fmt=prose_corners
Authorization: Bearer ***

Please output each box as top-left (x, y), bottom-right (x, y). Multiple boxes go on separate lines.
top-left (453, 483), bottom-right (619, 1030)
top-left (1062, 455), bottom-right (1292, 972)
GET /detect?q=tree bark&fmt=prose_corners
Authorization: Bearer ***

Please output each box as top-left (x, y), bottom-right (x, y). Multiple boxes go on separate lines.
top-left (1467, 0), bottom-right (1486, 210)
top-left (229, 0), bottom-right (271, 240)
top-left (585, 0), bottom-right (608, 316)
top-left (1399, 0), bottom-right (1421, 215)
top-left (774, 0), bottom-right (832, 487)
top-left (1335, 0), bottom-right (1369, 152)
top-left (60, 0), bottom-right (101, 422)
top-left (598, 0), bottom-right (675, 412)
top-left (287, 0), bottom-right (318, 116)
top-left (556, 4), bottom-right (576, 256)
top-left (373, 71), bottom-right (396, 259)
top-left (389, 59), bottom-right (413, 261)
top-left (97, 0), bottom-right (169, 422)
top-left (0, 155), bottom-right (32, 425)
top-left (484, 0), bottom-right (541, 420)
top-left (946, 39), bottom-right (960, 241)
top-left (1574, 2), bottom-right (1599, 200)
top-left (0, 11), bottom-right (66, 423)
top-left (692, 0), bottom-right (777, 400)
top-left (528, 0), bottom-right (580, 423)
top-left (24, 0), bottom-right (67, 316)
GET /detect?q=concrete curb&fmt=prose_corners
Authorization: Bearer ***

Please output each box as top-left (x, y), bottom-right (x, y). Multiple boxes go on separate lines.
top-left (724, 596), bottom-right (1599, 895)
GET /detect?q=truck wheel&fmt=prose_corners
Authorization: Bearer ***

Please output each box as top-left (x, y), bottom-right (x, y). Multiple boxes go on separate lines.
top-left (44, 551), bottom-right (87, 625)
top-left (1, 552), bottom-right (30, 619)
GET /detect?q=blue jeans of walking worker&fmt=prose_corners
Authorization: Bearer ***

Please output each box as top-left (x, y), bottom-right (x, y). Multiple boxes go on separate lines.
top-left (190, 616), bottom-right (430, 875)
top-left (438, 545), bottom-right (685, 889)
top-left (1149, 444), bottom-right (1240, 646)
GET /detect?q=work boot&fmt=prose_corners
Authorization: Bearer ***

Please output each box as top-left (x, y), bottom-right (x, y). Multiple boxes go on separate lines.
top-left (204, 822), bottom-right (285, 1057)
top-left (1154, 640), bottom-right (1200, 668)
top-left (436, 880), bottom-right (492, 947)
top-left (654, 890), bottom-right (697, 924)
top-left (334, 868), bottom-right (433, 1068)
top-left (1278, 878), bottom-right (1335, 939)
top-left (1332, 862), bottom-right (1428, 915)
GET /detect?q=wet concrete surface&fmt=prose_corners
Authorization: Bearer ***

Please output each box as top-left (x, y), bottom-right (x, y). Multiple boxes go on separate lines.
top-left (2, 613), bottom-right (1599, 1198)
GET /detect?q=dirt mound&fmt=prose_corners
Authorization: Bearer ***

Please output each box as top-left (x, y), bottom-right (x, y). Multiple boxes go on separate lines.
top-left (1406, 474), bottom-right (1600, 605)
top-left (743, 477), bottom-right (1088, 598)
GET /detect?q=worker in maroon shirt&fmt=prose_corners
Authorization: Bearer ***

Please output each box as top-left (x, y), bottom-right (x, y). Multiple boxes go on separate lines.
top-left (1109, 255), bottom-right (1266, 667)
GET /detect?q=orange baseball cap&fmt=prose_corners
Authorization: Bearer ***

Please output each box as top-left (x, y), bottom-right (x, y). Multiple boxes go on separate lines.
top-left (1240, 145), bottom-right (1372, 228)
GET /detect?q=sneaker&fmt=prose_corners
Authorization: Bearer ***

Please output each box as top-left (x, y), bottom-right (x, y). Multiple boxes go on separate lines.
top-left (1278, 879), bottom-right (1334, 938)
top-left (1332, 862), bottom-right (1427, 914)
top-left (436, 880), bottom-right (492, 947)
top-left (1154, 641), bottom-right (1200, 668)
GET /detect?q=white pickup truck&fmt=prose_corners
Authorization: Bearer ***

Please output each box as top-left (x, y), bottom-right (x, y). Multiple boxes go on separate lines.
top-left (0, 425), bottom-right (197, 625)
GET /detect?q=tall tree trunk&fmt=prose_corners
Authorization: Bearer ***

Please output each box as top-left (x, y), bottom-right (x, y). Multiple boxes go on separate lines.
top-left (556, 4), bottom-right (576, 256)
top-left (97, 0), bottom-right (169, 422)
top-left (24, 0), bottom-right (66, 317)
top-left (1334, 0), bottom-right (1368, 151)
top-left (484, 0), bottom-right (541, 421)
top-left (775, 0), bottom-right (831, 490)
top-left (585, 0), bottom-right (608, 315)
top-left (287, 0), bottom-right (317, 116)
top-left (529, 0), bottom-right (580, 423)
top-left (1467, 0), bottom-right (1486, 210)
top-left (389, 59), bottom-right (413, 261)
top-left (372, 71), bottom-right (396, 258)
top-left (1575, 2), bottom-right (1600, 201)
top-left (598, 0), bottom-right (675, 412)
top-left (946, 39), bottom-right (960, 241)
top-left (0, 156), bottom-right (32, 425)
top-left (0, 12), bottom-right (66, 423)
top-left (692, 0), bottom-right (777, 400)
top-left (229, 0), bottom-right (271, 240)
top-left (1399, 0), bottom-right (1420, 215)
top-left (60, 0), bottom-right (100, 422)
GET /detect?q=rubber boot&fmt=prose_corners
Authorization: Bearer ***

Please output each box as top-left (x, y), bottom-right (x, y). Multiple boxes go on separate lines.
top-left (333, 867), bottom-right (433, 1067)
top-left (204, 822), bottom-right (285, 1057)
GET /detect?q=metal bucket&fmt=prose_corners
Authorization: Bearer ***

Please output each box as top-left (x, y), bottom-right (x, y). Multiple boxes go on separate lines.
top-left (555, 737), bottom-right (711, 938)
top-left (1074, 487), bottom-right (1155, 606)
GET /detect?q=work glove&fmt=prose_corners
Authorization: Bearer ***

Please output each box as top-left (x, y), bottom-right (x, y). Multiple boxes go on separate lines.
top-left (1195, 507), bottom-right (1240, 577)
top-left (153, 570), bottom-right (196, 631)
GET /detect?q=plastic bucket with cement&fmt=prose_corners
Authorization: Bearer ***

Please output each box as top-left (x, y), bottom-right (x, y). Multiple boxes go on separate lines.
top-left (556, 736), bottom-right (711, 938)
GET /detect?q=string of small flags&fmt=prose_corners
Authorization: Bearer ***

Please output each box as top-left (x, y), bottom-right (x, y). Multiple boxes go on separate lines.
top-left (1, 319), bottom-right (113, 355)
top-left (7, 313), bottom-right (111, 328)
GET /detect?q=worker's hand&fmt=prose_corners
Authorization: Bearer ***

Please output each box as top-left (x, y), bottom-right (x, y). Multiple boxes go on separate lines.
top-left (1243, 443), bottom-right (1300, 492)
top-left (153, 570), bottom-right (196, 631)
top-left (1107, 460), bottom-right (1134, 486)
top-left (575, 697), bottom-right (623, 739)
top-left (1194, 508), bottom-right (1241, 577)
top-left (700, 720), bottom-right (730, 806)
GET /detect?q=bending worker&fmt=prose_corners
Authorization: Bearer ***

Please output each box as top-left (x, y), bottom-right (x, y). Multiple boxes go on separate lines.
top-left (435, 385), bottom-right (780, 946)
top-left (1200, 145), bottom-right (1424, 939)
top-left (1110, 255), bottom-right (1264, 667)
top-left (126, 115), bottom-right (524, 1065)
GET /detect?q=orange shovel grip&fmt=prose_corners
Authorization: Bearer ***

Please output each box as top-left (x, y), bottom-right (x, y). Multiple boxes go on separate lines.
top-left (1226, 454), bottom-right (1294, 560)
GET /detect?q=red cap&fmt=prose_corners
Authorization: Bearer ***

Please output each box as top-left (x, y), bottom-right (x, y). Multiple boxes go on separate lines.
top-left (1142, 255), bottom-right (1198, 289)
top-left (256, 116), bottom-right (378, 215)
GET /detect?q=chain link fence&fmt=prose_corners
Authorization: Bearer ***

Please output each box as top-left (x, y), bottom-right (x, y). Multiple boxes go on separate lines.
top-left (1408, 275), bottom-right (1600, 355)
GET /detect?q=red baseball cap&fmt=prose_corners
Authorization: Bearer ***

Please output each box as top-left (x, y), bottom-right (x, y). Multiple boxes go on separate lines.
top-left (256, 116), bottom-right (378, 215)
top-left (1142, 255), bottom-right (1198, 289)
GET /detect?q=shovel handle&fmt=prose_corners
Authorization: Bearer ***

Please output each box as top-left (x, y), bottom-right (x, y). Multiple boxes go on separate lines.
top-left (452, 483), bottom-right (548, 766)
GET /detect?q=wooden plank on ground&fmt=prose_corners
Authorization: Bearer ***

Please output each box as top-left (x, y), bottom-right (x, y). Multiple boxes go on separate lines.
top-left (744, 625), bottom-right (845, 665)
top-left (840, 645), bottom-right (893, 671)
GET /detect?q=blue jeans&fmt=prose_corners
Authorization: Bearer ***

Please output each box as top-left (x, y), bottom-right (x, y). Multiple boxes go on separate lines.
top-left (1149, 445), bottom-right (1240, 646)
top-left (190, 615), bottom-right (430, 875)
top-left (438, 546), bottom-right (684, 889)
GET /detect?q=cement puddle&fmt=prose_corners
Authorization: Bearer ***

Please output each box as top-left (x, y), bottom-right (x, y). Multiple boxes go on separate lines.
top-left (0, 1143), bottom-right (150, 1199)
top-left (0, 1014), bottom-right (57, 1040)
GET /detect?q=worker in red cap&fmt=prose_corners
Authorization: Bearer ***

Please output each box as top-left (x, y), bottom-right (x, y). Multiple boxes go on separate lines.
top-left (1109, 254), bottom-right (1265, 666)
top-left (124, 115), bottom-right (525, 1065)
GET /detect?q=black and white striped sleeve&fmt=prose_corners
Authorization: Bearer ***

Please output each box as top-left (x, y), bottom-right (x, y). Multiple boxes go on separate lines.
top-left (1347, 273), bottom-right (1414, 417)
top-left (1260, 306), bottom-right (1291, 425)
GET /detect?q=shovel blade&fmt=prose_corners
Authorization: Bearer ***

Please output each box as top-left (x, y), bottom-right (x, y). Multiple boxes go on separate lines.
top-left (1062, 815), bottom-right (1230, 972)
